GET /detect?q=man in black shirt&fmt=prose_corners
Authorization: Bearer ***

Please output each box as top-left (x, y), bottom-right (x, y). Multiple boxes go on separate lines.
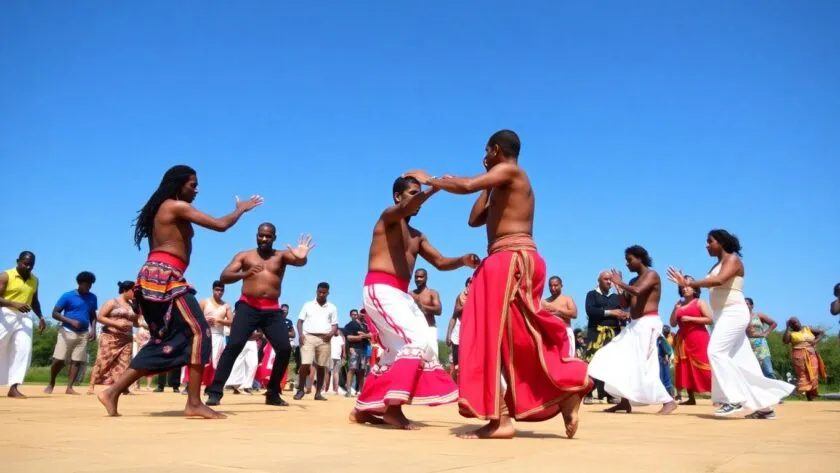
top-left (583, 271), bottom-right (628, 403)
top-left (343, 309), bottom-right (371, 397)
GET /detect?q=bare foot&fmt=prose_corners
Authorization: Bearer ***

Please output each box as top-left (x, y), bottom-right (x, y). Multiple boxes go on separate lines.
top-left (97, 389), bottom-right (121, 417)
top-left (7, 386), bottom-right (26, 399)
top-left (86, 389), bottom-right (96, 395)
top-left (658, 401), bottom-right (678, 415)
top-left (184, 402), bottom-right (227, 420)
top-left (348, 409), bottom-right (385, 425)
top-left (382, 407), bottom-right (418, 430)
top-left (66, 388), bottom-right (80, 395)
top-left (560, 393), bottom-right (583, 439)
top-left (43, 385), bottom-right (55, 394)
top-left (458, 419), bottom-right (515, 439)
top-left (603, 399), bottom-right (631, 413)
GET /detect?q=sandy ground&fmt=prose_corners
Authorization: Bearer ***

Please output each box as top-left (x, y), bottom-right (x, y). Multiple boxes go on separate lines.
top-left (1, 385), bottom-right (838, 473)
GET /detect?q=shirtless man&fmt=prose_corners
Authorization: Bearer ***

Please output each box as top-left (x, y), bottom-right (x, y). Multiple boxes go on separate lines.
top-left (410, 268), bottom-right (442, 356)
top-left (404, 129), bottom-right (592, 439)
top-left (98, 164), bottom-right (262, 418)
top-left (588, 245), bottom-right (677, 415)
top-left (349, 175), bottom-right (480, 430)
top-left (206, 223), bottom-right (313, 407)
top-left (541, 276), bottom-right (578, 358)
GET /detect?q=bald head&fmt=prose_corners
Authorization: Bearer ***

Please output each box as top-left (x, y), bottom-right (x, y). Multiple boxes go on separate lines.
top-left (597, 271), bottom-right (612, 292)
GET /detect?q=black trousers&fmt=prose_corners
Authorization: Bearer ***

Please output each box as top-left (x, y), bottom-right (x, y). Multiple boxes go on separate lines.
top-left (206, 301), bottom-right (291, 398)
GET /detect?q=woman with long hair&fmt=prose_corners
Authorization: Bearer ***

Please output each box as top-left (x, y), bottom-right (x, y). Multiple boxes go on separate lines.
top-left (668, 276), bottom-right (712, 405)
top-left (87, 281), bottom-right (139, 394)
top-left (667, 229), bottom-right (793, 419)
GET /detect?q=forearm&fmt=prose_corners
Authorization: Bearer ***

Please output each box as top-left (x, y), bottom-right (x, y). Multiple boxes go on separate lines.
top-left (216, 209), bottom-right (246, 231)
top-left (32, 300), bottom-right (42, 317)
top-left (0, 297), bottom-right (14, 308)
top-left (688, 276), bottom-right (721, 289)
top-left (429, 176), bottom-right (475, 194)
top-left (52, 311), bottom-right (72, 324)
top-left (468, 190), bottom-right (490, 226)
top-left (431, 256), bottom-right (465, 271)
top-left (220, 270), bottom-right (248, 284)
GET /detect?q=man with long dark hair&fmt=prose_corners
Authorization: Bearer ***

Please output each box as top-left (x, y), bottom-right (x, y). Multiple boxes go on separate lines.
top-left (97, 165), bottom-right (262, 418)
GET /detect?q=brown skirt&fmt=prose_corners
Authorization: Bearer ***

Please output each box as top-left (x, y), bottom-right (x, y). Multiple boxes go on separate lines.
top-left (92, 331), bottom-right (133, 385)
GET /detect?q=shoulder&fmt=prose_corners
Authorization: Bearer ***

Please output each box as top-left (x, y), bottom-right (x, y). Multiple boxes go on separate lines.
top-left (560, 294), bottom-right (575, 303)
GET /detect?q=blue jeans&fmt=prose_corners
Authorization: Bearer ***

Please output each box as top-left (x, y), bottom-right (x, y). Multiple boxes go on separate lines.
top-left (758, 356), bottom-right (776, 379)
top-left (659, 357), bottom-right (673, 394)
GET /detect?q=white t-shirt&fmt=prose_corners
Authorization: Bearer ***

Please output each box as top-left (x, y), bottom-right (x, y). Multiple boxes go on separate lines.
top-left (330, 335), bottom-right (344, 360)
top-left (298, 299), bottom-right (338, 335)
top-left (451, 318), bottom-right (461, 345)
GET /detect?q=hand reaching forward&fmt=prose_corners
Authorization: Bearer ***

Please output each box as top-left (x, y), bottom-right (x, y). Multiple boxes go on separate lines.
top-left (402, 170), bottom-right (433, 185)
top-left (235, 194), bottom-right (264, 213)
top-left (609, 268), bottom-right (623, 286)
top-left (666, 266), bottom-right (687, 287)
top-left (287, 234), bottom-right (315, 259)
top-left (461, 254), bottom-right (481, 269)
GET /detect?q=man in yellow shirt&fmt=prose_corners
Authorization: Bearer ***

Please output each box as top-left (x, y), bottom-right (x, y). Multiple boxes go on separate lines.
top-left (0, 251), bottom-right (46, 398)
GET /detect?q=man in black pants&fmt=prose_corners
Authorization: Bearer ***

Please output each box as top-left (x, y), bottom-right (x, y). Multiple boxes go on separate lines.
top-left (154, 369), bottom-right (181, 393)
top-left (205, 223), bottom-right (314, 406)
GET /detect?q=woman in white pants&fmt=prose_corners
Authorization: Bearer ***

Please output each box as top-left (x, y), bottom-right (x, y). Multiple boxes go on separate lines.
top-left (668, 229), bottom-right (793, 419)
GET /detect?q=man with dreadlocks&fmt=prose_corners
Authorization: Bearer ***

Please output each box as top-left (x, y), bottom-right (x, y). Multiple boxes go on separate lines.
top-left (97, 165), bottom-right (263, 419)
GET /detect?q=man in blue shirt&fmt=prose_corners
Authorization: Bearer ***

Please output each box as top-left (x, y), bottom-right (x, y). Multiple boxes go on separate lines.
top-left (45, 271), bottom-right (98, 395)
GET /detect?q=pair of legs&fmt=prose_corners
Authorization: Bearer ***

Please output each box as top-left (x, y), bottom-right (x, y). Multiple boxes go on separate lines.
top-left (345, 350), bottom-right (367, 397)
top-left (1, 308), bottom-right (34, 399)
top-left (45, 359), bottom-right (83, 395)
top-left (324, 360), bottom-right (341, 393)
top-left (206, 302), bottom-right (291, 405)
top-left (98, 293), bottom-right (223, 419)
top-left (295, 335), bottom-right (329, 400)
top-left (154, 369), bottom-right (181, 392)
top-left (295, 361), bottom-right (326, 400)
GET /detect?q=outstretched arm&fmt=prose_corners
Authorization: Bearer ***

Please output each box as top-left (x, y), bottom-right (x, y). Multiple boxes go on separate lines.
top-left (418, 236), bottom-right (479, 272)
top-left (170, 195), bottom-right (262, 232)
top-left (688, 255), bottom-right (741, 288)
top-left (382, 187), bottom-right (440, 224)
top-left (468, 190), bottom-right (491, 227)
top-left (281, 234), bottom-right (315, 267)
top-left (409, 163), bottom-right (518, 195)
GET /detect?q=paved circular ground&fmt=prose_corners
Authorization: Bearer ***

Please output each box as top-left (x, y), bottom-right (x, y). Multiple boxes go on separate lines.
top-left (1, 385), bottom-right (837, 473)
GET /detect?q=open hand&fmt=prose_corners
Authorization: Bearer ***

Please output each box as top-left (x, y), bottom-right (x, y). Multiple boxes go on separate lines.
top-left (666, 266), bottom-right (687, 287)
top-left (609, 269), bottom-right (623, 285)
top-left (402, 170), bottom-right (433, 185)
top-left (462, 253), bottom-right (481, 269)
top-left (235, 194), bottom-right (264, 213)
top-left (287, 234), bottom-right (315, 259)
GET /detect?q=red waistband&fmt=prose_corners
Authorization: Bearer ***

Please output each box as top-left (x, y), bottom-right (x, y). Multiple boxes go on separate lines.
top-left (147, 251), bottom-right (188, 272)
top-left (239, 295), bottom-right (280, 310)
top-left (643, 311), bottom-right (659, 317)
top-left (364, 271), bottom-right (409, 292)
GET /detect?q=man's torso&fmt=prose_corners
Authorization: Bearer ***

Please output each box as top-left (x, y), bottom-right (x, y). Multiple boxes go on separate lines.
top-left (58, 290), bottom-right (97, 333)
top-left (344, 320), bottom-right (370, 351)
top-left (586, 289), bottom-right (620, 328)
top-left (3, 268), bottom-right (38, 305)
top-left (413, 286), bottom-right (438, 326)
top-left (240, 249), bottom-right (286, 299)
top-left (368, 218), bottom-right (424, 283)
top-left (150, 200), bottom-right (194, 264)
top-left (484, 166), bottom-right (535, 245)
top-left (300, 300), bottom-right (335, 335)
top-left (628, 272), bottom-right (661, 319)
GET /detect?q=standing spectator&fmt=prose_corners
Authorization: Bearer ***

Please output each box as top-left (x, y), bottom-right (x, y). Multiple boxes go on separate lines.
top-left (583, 271), bottom-right (625, 403)
top-left (294, 282), bottom-right (338, 401)
top-left (325, 328), bottom-right (346, 395)
top-left (0, 251), bottom-right (46, 398)
top-left (45, 271), bottom-right (98, 395)
top-left (344, 308), bottom-right (371, 397)
top-left (746, 297), bottom-right (778, 379)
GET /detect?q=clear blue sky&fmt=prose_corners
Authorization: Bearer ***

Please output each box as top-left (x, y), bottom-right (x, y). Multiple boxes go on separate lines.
top-left (2, 1), bottom-right (838, 339)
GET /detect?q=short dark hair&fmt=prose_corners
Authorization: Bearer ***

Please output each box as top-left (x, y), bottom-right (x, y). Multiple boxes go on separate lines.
top-left (281, 303), bottom-right (289, 309)
top-left (415, 268), bottom-right (427, 275)
top-left (678, 277), bottom-right (701, 298)
top-left (392, 176), bottom-right (420, 199)
top-left (350, 309), bottom-right (359, 314)
top-left (708, 229), bottom-right (742, 256)
top-left (258, 222), bottom-right (276, 233)
top-left (549, 275), bottom-right (562, 284)
top-left (18, 251), bottom-right (35, 261)
top-left (625, 245), bottom-right (653, 267)
top-left (834, 283), bottom-right (840, 296)
top-left (745, 297), bottom-right (754, 305)
top-left (117, 281), bottom-right (135, 293)
top-left (488, 129), bottom-right (520, 158)
top-left (77, 271), bottom-right (96, 284)
top-left (212, 280), bottom-right (224, 289)
top-left (317, 282), bottom-right (330, 290)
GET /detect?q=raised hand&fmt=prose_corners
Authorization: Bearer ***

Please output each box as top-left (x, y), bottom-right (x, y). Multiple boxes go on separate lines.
top-left (287, 233), bottom-right (315, 259)
top-left (235, 194), bottom-right (264, 213)
top-left (609, 268), bottom-right (623, 285)
top-left (402, 170), bottom-right (433, 185)
top-left (244, 264), bottom-right (264, 278)
top-left (666, 266), bottom-right (687, 286)
top-left (461, 253), bottom-right (481, 269)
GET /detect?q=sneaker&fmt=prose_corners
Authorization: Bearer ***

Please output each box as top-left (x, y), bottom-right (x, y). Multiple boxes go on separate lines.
top-left (745, 409), bottom-right (776, 420)
top-left (265, 395), bottom-right (289, 407)
top-left (714, 403), bottom-right (744, 416)
top-left (206, 394), bottom-right (222, 406)
top-left (293, 390), bottom-right (304, 401)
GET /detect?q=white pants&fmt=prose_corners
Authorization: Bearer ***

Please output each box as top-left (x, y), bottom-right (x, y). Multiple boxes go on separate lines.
top-left (427, 325), bottom-right (439, 357)
top-left (226, 340), bottom-right (258, 387)
top-left (362, 283), bottom-right (438, 367)
top-left (588, 315), bottom-right (674, 405)
top-left (210, 332), bottom-right (226, 369)
top-left (709, 304), bottom-right (794, 410)
top-left (0, 308), bottom-right (33, 386)
top-left (566, 326), bottom-right (575, 358)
